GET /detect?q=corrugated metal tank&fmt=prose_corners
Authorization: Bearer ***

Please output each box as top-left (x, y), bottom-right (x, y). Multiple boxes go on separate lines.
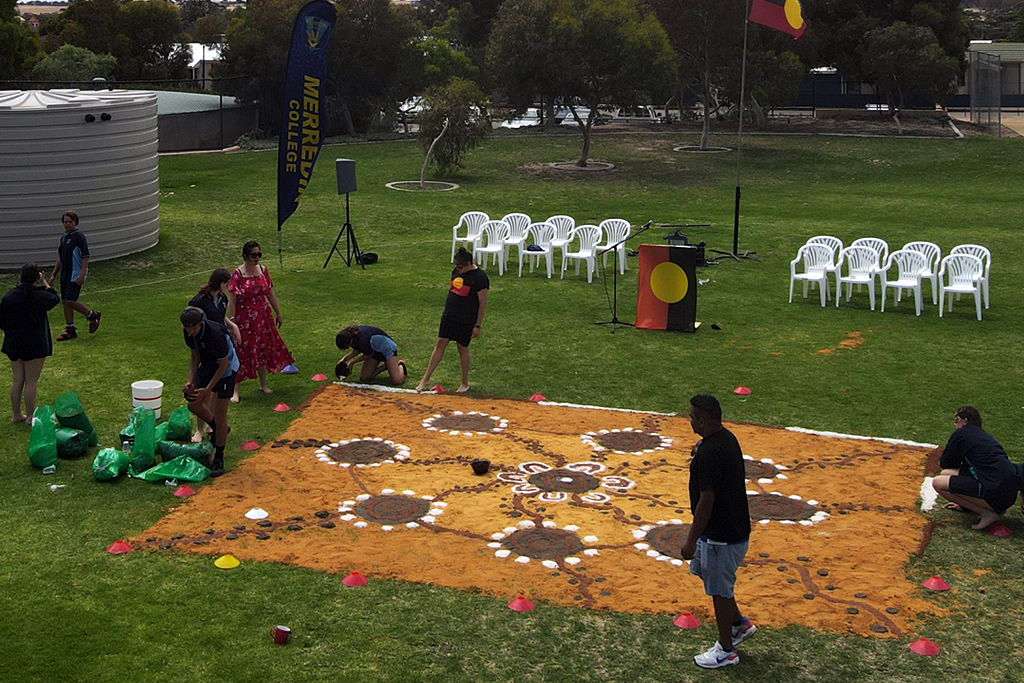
top-left (0, 89), bottom-right (160, 270)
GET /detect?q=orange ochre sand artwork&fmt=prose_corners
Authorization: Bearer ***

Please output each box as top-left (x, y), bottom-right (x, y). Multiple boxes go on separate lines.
top-left (134, 385), bottom-right (945, 638)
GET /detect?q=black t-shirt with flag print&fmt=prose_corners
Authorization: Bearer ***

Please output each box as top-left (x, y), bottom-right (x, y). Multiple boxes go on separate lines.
top-left (442, 266), bottom-right (489, 325)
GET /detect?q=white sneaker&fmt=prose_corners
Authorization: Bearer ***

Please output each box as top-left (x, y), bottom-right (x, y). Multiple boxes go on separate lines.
top-left (694, 641), bottom-right (739, 669)
top-left (732, 617), bottom-right (757, 646)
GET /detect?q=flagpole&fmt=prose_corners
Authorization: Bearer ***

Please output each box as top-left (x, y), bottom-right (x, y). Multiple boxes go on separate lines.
top-left (732, 0), bottom-right (752, 258)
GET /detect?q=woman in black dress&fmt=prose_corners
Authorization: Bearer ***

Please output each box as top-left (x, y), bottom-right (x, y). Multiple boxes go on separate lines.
top-left (1, 263), bottom-right (60, 422)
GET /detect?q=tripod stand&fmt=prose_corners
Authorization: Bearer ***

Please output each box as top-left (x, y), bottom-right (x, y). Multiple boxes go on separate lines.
top-left (323, 192), bottom-right (365, 269)
top-left (594, 220), bottom-right (652, 333)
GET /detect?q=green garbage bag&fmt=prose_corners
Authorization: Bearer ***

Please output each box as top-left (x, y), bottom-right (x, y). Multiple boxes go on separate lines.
top-left (130, 407), bottom-right (157, 472)
top-left (154, 422), bottom-right (169, 442)
top-left (164, 405), bottom-right (192, 442)
top-left (29, 405), bottom-right (58, 469)
top-left (134, 455), bottom-right (210, 483)
top-left (53, 391), bottom-right (99, 447)
top-left (93, 448), bottom-right (131, 481)
top-left (55, 427), bottom-right (88, 459)
top-left (157, 439), bottom-right (212, 464)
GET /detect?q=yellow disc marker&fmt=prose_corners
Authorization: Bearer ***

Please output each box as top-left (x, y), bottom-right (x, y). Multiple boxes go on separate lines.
top-left (650, 262), bottom-right (688, 304)
top-left (214, 554), bottom-right (240, 570)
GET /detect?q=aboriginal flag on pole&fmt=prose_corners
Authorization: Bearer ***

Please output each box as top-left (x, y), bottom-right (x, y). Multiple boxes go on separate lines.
top-left (635, 245), bottom-right (697, 333)
top-left (749, 0), bottom-right (807, 40)
top-left (277, 0), bottom-right (336, 230)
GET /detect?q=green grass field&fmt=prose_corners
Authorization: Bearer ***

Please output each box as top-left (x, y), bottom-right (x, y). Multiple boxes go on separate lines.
top-left (1, 130), bottom-right (1023, 681)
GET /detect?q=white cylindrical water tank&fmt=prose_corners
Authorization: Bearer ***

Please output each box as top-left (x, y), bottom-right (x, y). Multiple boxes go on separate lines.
top-left (0, 89), bottom-right (160, 270)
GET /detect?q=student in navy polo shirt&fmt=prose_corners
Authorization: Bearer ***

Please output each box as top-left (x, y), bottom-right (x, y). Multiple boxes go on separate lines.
top-left (181, 306), bottom-right (237, 477)
top-left (49, 210), bottom-right (101, 341)
top-left (335, 325), bottom-right (407, 385)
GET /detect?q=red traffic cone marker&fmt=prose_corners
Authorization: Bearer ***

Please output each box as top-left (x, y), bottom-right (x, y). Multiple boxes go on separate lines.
top-left (311, 373), bottom-right (329, 382)
top-left (107, 540), bottom-right (132, 554)
top-left (508, 596), bottom-right (534, 612)
top-left (922, 576), bottom-right (951, 591)
top-left (529, 393), bottom-right (546, 402)
top-left (172, 485), bottom-right (196, 498)
top-left (909, 638), bottom-right (940, 656)
top-left (987, 523), bottom-right (1011, 538)
top-left (673, 612), bottom-right (702, 629)
top-left (342, 571), bottom-right (368, 587)
top-left (273, 403), bottom-right (291, 412)
top-left (733, 386), bottom-right (752, 396)
top-left (240, 440), bottom-right (261, 451)
top-left (430, 384), bottom-right (445, 393)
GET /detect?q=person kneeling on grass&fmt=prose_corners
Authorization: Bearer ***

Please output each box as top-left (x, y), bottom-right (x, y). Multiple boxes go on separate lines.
top-left (335, 325), bottom-right (407, 385)
top-left (181, 306), bottom-right (237, 477)
top-left (933, 405), bottom-right (1023, 531)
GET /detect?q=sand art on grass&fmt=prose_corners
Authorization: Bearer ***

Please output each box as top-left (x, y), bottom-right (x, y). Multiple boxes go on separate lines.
top-left (133, 385), bottom-right (945, 637)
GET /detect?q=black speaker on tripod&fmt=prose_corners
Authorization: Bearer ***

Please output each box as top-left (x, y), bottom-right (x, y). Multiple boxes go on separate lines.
top-left (324, 158), bottom-right (366, 269)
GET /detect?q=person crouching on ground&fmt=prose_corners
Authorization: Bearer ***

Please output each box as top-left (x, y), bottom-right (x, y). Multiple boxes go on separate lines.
top-left (932, 405), bottom-right (1021, 531)
top-left (335, 325), bottom-right (407, 385)
top-left (181, 306), bottom-right (236, 477)
top-left (681, 394), bottom-right (756, 670)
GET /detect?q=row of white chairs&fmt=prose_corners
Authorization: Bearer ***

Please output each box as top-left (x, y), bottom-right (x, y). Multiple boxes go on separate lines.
top-left (790, 236), bottom-right (991, 319)
top-left (451, 212), bottom-right (631, 282)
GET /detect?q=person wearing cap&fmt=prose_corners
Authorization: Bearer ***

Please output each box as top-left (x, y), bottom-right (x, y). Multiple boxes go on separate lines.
top-left (181, 306), bottom-right (237, 477)
top-left (933, 405), bottom-right (1022, 531)
top-left (681, 394), bottom-right (756, 670)
top-left (334, 325), bottom-right (406, 385)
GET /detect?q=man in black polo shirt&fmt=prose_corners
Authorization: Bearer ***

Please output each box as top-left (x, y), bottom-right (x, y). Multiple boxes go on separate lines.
top-left (682, 394), bottom-right (756, 669)
top-left (181, 306), bottom-right (236, 477)
top-left (933, 405), bottom-right (1023, 531)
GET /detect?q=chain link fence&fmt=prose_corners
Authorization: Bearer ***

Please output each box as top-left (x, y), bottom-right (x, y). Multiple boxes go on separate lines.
top-left (969, 50), bottom-right (1002, 138)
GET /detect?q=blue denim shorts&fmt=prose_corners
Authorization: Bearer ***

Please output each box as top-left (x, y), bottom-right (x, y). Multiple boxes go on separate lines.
top-left (368, 334), bottom-right (398, 360)
top-left (689, 536), bottom-right (749, 598)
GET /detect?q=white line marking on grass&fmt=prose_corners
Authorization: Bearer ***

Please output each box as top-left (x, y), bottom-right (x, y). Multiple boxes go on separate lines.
top-left (784, 426), bottom-right (938, 449)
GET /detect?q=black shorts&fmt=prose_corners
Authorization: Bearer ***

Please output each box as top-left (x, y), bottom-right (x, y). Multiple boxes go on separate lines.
top-left (60, 280), bottom-right (82, 302)
top-left (194, 367), bottom-right (235, 400)
top-left (948, 475), bottom-right (1019, 514)
top-left (438, 316), bottom-right (473, 347)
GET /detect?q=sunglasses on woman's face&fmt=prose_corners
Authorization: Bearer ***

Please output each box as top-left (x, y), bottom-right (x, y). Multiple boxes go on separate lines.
top-left (248, 252), bottom-right (262, 258)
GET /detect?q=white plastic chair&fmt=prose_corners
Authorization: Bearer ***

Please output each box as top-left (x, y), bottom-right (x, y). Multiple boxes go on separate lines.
top-left (835, 245), bottom-right (879, 310)
top-left (501, 213), bottom-right (532, 266)
top-left (939, 253), bottom-right (984, 320)
top-left (520, 222), bottom-right (555, 277)
top-left (473, 220), bottom-right (509, 275)
top-left (806, 235), bottom-right (843, 276)
top-left (451, 211), bottom-right (488, 260)
top-left (789, 244), bottom-right (833, 307)
top-left (880, 249), bottom-right (927, 316)
top-left (561, 225), bottom-right (602, 283)
top-left (950, 244), bottom-right (991, 309)
top-left (597, 219), bottom-right (631, 274)
top-left (850, 237), bottom-right (888, 285)
top-left (546, 215), bottom-right (575, 263)
top-left (902, 241), bottom-right (941, 305)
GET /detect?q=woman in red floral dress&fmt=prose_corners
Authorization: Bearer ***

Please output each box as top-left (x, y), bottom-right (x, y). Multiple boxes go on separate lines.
top-left (226, 241), bottom-right (294, 402)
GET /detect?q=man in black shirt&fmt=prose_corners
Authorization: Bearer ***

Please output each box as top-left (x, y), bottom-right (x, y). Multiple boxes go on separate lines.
top-left (181, 306), bottom-right (236, 476)
top-left (682, 394), bottom-right (755, 669)
top-left (933, 405), bottom-right (1023, 531)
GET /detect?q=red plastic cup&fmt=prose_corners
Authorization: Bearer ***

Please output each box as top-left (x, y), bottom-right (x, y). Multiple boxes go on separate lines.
top-left (271, 625), bottom-right (291, 644)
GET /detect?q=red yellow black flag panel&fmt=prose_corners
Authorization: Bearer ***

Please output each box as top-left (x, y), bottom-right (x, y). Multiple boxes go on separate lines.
top-left (635, 245), bottom-right (697, 332)
top-left (749, 0), bottom-right (806, 40)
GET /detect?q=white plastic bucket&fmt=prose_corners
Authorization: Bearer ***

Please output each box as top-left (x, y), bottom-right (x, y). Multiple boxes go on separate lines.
top-left (131, 380), bottom-right (163, 419)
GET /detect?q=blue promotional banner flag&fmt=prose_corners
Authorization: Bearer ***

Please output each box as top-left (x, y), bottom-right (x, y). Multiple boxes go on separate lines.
top-left (277, 0), bottom-right (336, 231)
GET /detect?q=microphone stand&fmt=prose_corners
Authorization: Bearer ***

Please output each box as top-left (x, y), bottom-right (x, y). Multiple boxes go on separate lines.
top-left (594, 220), bottom-right (652, 333)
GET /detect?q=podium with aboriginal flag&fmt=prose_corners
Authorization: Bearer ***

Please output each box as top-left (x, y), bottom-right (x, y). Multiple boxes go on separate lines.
top-left (635, 245), bottom-right (698, 332)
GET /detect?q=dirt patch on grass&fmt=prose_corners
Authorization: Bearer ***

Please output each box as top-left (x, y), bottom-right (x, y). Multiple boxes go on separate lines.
top-left (819, 331), bottom-right (867, 354)
top-left (134, 385), bottom-right (943, 638)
